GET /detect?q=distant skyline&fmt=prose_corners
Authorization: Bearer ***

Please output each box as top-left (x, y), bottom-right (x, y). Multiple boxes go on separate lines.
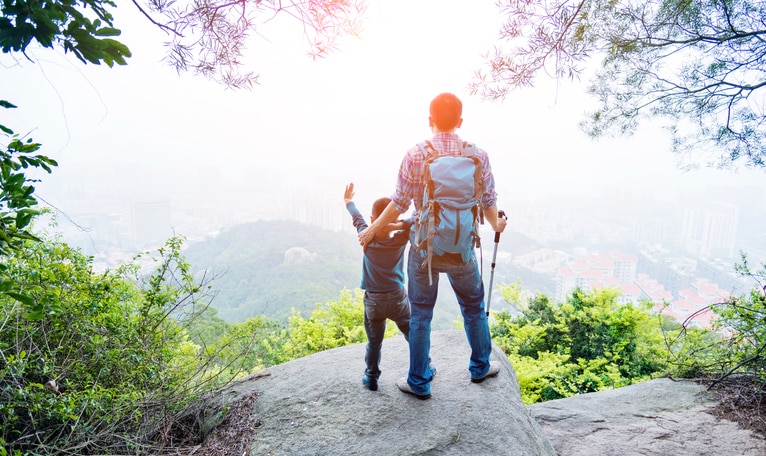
top-left (4, 0), bottom-right (765, 257)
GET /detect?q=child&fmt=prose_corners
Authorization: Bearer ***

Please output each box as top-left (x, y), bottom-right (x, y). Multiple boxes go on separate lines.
top-left (344, 182), bottom-right (412, 391)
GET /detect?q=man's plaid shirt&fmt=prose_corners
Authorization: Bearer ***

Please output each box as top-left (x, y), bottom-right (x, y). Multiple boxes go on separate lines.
top-left (391, 132), bottom-right (498, 216)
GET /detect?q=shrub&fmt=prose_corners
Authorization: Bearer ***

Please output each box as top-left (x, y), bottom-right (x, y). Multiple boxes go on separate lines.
top-left (0, 235), bottom-right (251, 454)
top-left (491, 286), bottom-right (669, 404)
top-left (282, 288), bottom-right (369, 359)
top-left (660, 253), bottom-right (766, 384)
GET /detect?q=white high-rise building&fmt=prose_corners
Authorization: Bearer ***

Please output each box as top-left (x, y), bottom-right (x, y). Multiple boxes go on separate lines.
top-left (681, 202), bottom-right (739, 259)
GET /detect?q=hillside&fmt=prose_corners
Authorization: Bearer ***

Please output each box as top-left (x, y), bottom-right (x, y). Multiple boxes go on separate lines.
top-left (182, 220), bottom-right (363, 322)
top-left (182, 220), bottom-right (555, 325)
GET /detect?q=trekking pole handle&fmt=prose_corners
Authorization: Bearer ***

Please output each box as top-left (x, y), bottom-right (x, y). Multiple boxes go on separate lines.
top-left (494, 210), bottom-right (507, 242)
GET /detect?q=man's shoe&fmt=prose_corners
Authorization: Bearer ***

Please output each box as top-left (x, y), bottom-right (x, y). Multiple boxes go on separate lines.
top-left (396, 378), bottom-right (431, 400)
top-left (471, 364), bottom-right (500, 384)
top-left (362, 376), bottom-right (378, 391)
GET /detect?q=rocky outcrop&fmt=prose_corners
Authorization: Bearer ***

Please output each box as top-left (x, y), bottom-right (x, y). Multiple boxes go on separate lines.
top-left (198, 330), bottom-right (766, 455)
top-left (529, 377), bottom-right (766, 456)
top-left (210, 330), bottom-right (555, 455)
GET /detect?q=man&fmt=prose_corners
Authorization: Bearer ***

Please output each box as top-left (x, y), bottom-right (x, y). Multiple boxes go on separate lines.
top-left (359, 92), bottom-right (507, 399)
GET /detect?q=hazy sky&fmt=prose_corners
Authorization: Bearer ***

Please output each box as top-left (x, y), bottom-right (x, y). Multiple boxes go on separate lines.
top-left (4, 0), bottom-right (765, 235)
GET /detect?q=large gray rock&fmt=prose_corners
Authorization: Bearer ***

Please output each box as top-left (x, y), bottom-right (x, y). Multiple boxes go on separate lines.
top-left (529, 377), bottom-right (766, 456)
top-left (214, 330), bottom-right (555, 455)
top-left (198, 330), bottom-right (766, 455)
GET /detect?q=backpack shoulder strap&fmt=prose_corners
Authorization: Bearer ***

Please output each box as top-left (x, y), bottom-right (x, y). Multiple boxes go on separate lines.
top-left (417, 140), bottom-right (437, 158)
top-left (456, 141), bottom-right (484, 202)
top-left (461, 141), bottom-right (476, 156)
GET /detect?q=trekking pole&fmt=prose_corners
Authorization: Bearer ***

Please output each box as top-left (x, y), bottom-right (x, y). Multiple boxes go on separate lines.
top-left (486, 210), bottom-right (507, 317)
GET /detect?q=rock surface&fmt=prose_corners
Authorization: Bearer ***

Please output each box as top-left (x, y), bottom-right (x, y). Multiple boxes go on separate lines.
top-left (529, 377), bottom-right (766, 456)
top-left (216, 330), bottom-right (554, 455)
top-left (202, 330), bottom-right (766, 455)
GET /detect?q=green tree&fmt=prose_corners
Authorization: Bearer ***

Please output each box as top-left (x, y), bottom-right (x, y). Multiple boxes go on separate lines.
top-left (660, 316), bottom-right (729, 378)
top-left (470, 0), bottom-right (766, 169)
top-left (1, 0), bottom-right (365, 87)
top-left (0, 0), bottom-right (130, 66)
top-left (204, 315), bottom-right (290, 375)
top-left (491, 285), bottom-right (669, 404)
top-left (0, 235), bottom-right (254, 454)
top-left (659, 253), bottom-right (766, 383)
top-left (0, 102), bottom-right (56, 253)
top-left (0, 101), bottom-right (57, 304)
top-left (282, 288), bottom-right (369, 360)
top-left (710, 254), bottom-right (766, 381)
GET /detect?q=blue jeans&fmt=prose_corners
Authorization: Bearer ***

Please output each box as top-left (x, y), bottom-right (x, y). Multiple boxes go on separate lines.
top-left (406, 248), bottom-right (492, 395)
top-left (363, 287), bottom-right (411, 380)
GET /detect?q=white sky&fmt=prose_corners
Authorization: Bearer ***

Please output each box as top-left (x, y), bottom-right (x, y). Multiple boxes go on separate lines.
top-left (3, 0), bottom-right (764, 233)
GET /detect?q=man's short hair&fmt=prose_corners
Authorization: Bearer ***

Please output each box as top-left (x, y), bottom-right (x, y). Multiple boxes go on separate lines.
top-left (372, 197), bottom-right (391, 218)
top-left (430, 93), bottom-right (462, 131)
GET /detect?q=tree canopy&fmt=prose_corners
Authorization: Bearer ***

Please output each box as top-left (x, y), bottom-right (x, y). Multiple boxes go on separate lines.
top-left (470, 0), bottom-right (766, 170)
top-left (5, 0), bottom-right (764, 168)
top-left (0, 0), bottom-right (365, 87)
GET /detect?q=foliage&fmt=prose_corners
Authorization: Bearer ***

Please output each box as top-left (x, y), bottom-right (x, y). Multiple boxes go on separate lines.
top-left (471, 0), bottom-right (766, 169)
top-left (491, 286), bottom-right (669, 404)
top-left (661, 317), bottom-right (730, 378)
top-left (0, 0), bottom-right (130, 66)
top-left (0, 234), bottom-right (256, 454)
top-left (0, 102), bottom-right (56, 255)
top-left (1, 0), bottom-right (366, 87)
top-left (203, 315), bottom-right (289, 375)
top-left (149, 0), bottom-right (367, 88)
top-left (282, 288), bottom-right (370, 360)
top-left (711, 254), bottom-right (766, 381)
top-left (207, 286), bottom-right (401, 370)
top-left (658, 253), bottom-right (766, 386)
top-left (0, 101), bottom-right (58, 314)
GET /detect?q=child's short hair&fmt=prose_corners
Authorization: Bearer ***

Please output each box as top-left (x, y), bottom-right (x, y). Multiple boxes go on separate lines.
top-left (371, 197), bottom-right (391, 218)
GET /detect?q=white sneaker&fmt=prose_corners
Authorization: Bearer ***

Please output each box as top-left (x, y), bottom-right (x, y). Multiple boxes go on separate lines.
top-left (471, 364), bottom-right (500, 383)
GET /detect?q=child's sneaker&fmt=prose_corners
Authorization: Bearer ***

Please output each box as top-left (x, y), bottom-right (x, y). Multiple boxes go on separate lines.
top-left (362, 375), bottom-right (378, 391)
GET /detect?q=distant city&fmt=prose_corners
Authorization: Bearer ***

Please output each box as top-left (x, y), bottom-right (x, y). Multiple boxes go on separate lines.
top-left (38, 168), bottom-right (766, 331)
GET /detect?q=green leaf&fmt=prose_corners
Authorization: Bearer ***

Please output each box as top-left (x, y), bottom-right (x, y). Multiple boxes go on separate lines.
top-left (6, 291), bottom-right (35, 306)
top-left (0, 278), bottom-right (12, 292)
top-left (24, 310), bottom-right (45, 321)
top-left (16, 209), bottom-right (34, 230)
top-left (94, 27), bottom-right (121, 36)
top-left (14, 230), bottom-right (41, 242)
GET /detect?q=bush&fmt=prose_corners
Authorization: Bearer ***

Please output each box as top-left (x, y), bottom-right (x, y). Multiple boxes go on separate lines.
top-left (660, 253), bottom-right (766, 384)
top-left (0, 235), bottom-right (252, 454)
top-left (282, 288), bottom-right (370, 359)
top-left (491, 285), bottom-right (669, 404)
top-left (714, 255), bottom-right (766, 380)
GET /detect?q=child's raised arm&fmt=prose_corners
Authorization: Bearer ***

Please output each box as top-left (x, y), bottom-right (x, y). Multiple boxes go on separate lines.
top-left (344, 182), bottom-right (355, 204)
